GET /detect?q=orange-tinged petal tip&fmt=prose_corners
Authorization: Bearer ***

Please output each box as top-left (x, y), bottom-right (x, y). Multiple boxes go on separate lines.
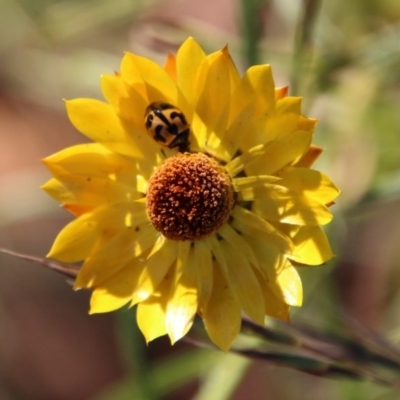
top-left (275, 86), bottom-right (289, 99)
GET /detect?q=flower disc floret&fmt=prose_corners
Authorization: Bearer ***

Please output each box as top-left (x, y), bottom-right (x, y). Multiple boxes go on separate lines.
top-left (146, 153), bottom-right (234, 241)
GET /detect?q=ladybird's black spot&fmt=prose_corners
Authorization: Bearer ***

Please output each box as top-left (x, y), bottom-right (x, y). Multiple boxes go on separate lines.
top-left (159, 103), bottom-right (173, 110)
top-left (135, 226), bottom-right (140, 232)
top-left (154, 125), bottom-right (167, 142)
top-left (87, 177), bottom-right (91, 182)
top-left (170, 111), bottom-right (187, 126)
top-left (179, 113), bottom-right (188, 125)
top-left (145, 114), bottom-right (153, 129)
top-left (167, 123), bottom-right (179, 136)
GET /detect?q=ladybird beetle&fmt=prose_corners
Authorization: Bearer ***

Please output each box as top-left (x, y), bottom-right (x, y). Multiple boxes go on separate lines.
top-left (144, 102), bottom-right (190, 152)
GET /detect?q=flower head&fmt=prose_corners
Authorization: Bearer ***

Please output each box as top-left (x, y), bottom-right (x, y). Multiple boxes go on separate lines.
top-left (42, 38), bottom-right (340, 351)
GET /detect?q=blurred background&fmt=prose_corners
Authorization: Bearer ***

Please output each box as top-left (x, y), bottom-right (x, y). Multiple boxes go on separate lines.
top-left (1, 0), bottom-right (400, 399)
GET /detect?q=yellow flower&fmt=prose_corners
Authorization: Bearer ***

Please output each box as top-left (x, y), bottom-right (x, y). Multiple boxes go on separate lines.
top-left (42, 38), bottom-right (340, 351)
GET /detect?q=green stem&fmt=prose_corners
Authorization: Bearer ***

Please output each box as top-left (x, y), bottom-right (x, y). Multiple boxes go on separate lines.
top-left (291, 0), bottom-right (322, 95)
top-left (116, 309), bottom-right (159, 400)
top-left (240, 0), bottom-right (270, 67)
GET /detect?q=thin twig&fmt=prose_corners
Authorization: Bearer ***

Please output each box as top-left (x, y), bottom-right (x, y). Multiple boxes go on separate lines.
top-left (0, 248), bottom-right (79, 279)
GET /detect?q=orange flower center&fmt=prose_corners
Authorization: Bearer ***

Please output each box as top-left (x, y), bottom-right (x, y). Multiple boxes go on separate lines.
top-left (146, 153), bottom-right (234, 241)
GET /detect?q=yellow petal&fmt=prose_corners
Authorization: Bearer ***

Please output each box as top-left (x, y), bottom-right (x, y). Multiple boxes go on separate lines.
top-left (287, 226), bottom-right (334, 265)
top-left (130, 236), bottom-right (178, 305)
top-left (218, 223), bottom-right (259, 269)
top-left (202, 262), bottom-right (241, 352)
top-left (43, 143), bottom-right (142, 206)
top-left (137, 299), bottom-right (168, 343)
top-left (252, 268), bottom-right (290, 320)
top-left (188, 111), bottom-right (208, 152)
top-left (196, 48), bottom-right (232, 139)
top-left (226, 65), bottom-right (276, 152)
top-left (235, 173), bottom-right (336, 225)
top-left (220, 240), bottom-right (265, 325)
top-left (279, 167), bottom-right (340, 204)
top-left (226, 129), bottom-right (312, 178)
top-left (239, 97), bottom-right (303, 154)
top-left (89, 258), bottom-right (145, 313)
top-left (246, 130), bottom-right (313, 176)
top-left (246, 236), bottom-right (303, 306)
top-left (245, 235), bottom-right (285, 300)
top-left (136, 276), bottom-right (171, 343)
top-left (230, 64), bottom-right (275, 122)
top-left (296, 116), bottom-right (318, 131)
top-left (263, 97), bottom-right (302, 140)
top-left (204, 45), bottom-right (240, 92)
top-left (207, 234), bottom-right (228, 277)
top-left (50, 200), bottom-right (148, 250)
top-left (101, 73), bottom-right (132, 118)
top-left (222, 45), bottom-right (241, 92)
top-left (176, 37), bottom-right (206, 110)
top-left (230, 205), bottom-right (293, 254)
top-left (90, 285), bottom-right (131, 313)
top-left (225, 143), bottom-right (267, 177)
top-left (263, 286), bottom-right (291, 321)
top-left (120, 52), bottom-right (177, 104)
top-left (275, 263), bottom-right (303, 306)
top-left (42, 172), bottom-right (139, 208)
top-left (251, 186), bottom-right (333, 226)
top-left (65, 99), bottom-right (144, 158)
top-left (233, 175), bottom-right (281, 192)
top-left (218, 103), bottom-right (256, 162)
top-left (50, 200), bottom-right (149, 265)
top-left (101, 74), bottom-right (148, 131)
top-left (47, 212), bottom-right (97, 262)
top-left (43, 143), bottom-right (136, 178)
top-left (41, 178), bottom-right (72, 203)
top-left (194, 240), bottom-right (213, 309)
top-left (166, 243), bottom-right (198, 344)
top-left (75, 224), bottom-right (157, 289)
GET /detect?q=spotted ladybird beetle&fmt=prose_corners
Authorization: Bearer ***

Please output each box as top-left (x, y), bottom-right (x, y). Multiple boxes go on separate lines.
top-left (144, 102), bottom-right (190, 152)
